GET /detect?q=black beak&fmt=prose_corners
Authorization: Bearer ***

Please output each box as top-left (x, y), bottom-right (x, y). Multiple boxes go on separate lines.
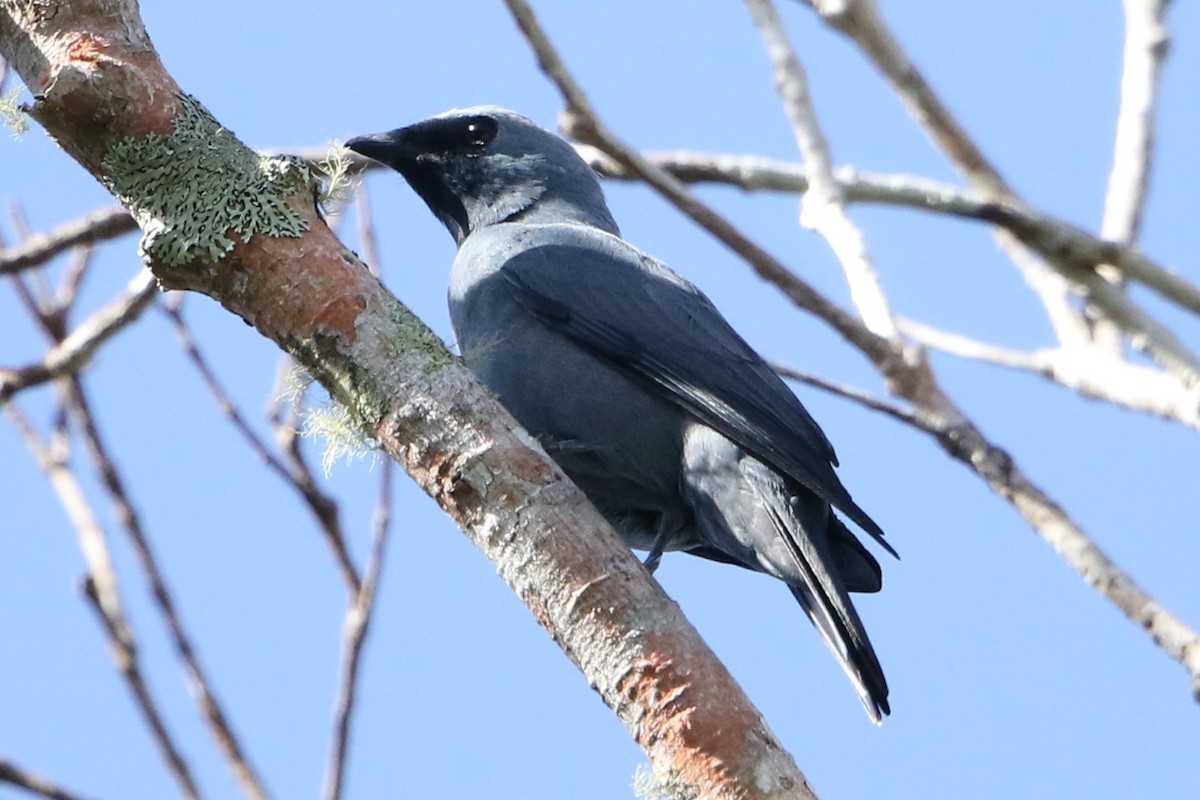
top-left (344, 130), bottom-right (413, 167)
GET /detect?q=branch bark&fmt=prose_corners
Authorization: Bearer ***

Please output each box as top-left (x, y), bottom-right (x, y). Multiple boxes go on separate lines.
top-left (0, 1), bottom-right (815, 797)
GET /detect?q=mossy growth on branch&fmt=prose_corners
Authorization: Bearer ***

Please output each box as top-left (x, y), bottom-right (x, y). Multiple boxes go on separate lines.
top-left (1, 86), bottom-right (28, 135)
top-left (314, 142), bottom-right (359, 215)
top-left (101, 92), bottom-right (311, 267)
top-left (632, 764), bottom-right (697, 800)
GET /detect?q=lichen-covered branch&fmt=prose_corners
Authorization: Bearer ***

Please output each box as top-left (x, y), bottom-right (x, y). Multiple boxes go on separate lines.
top-left (0, 2), bottom-right (814, 798)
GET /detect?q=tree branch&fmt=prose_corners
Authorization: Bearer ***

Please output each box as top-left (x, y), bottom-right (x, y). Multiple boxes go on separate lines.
top-left (0, 268), bottom-right (156, 402)
top-left (321, 184), bottom-right (390, 800)
top-left (801, 0), bottom-right (1200, 380)
top-left (899, 317), bottom-right (1200, 428)
top-left (744, 0), bottom-right (897, 338)
top-left (5, 400), bottom-right (202, 800)
top-left (0, 206), bottom-right (137, 275)
top-left (1, 3), bottom-right (814, 797)
top-left (0, 755), bottom-right (100, 800)
top-left (63, 375), bottom-right (271, 800)
top-left (1091, 0), bottom-right (1176, 350)
top-left (1103, 0), bottom-right (1173, 247)
top-left (321, 459), bottom-right (391, 800)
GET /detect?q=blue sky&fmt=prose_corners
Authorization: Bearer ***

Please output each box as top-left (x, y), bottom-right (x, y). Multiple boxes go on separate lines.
top-left (3, 2), bottom-right (1199, 798)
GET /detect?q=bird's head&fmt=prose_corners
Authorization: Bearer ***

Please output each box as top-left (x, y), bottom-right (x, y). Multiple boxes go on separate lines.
top-left (346, 106), bottom-right (618, 245)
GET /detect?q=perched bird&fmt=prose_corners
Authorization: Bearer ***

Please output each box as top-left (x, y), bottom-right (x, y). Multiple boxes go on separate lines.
top-left (347, 107), bottom-right (897, 722)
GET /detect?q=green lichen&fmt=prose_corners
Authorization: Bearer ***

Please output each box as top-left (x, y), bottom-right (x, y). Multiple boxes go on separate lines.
top-left (632, 764), bottom-right (696, 800)
top-left (101, 92), bottom-right (310, 267)
top-left (389, 298), bottom-right (455, 372)
top-left (302, 400), bottom-right (378, 477)
top-left (1, 86), bottom-right (28, 136)
top-left (314, 143), bottom-right (359, 215)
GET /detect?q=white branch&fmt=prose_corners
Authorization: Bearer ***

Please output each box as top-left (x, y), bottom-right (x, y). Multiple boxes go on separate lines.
top-left (745, 0), bottom-right (896, 338)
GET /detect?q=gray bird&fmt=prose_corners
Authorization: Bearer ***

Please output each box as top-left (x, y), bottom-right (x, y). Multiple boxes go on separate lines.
top-left (347, 107), bottom-right (896, 723)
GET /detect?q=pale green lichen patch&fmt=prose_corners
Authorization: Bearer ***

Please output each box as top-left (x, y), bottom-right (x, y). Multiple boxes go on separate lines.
top-left (101, 92), bottom-right (310, 267)
top-left (387, 298), bottom-right (455, 372)
top-left (314, 143), bottom-right (359, 215)
top-left (632, 764), bottom-right (697, 800)
top-left (0, 86), bottom-right (28, 136)
top-left (301, 398), bottom-right (379, 477)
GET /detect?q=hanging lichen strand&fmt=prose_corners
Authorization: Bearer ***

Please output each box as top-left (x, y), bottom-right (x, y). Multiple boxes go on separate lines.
top-left (101, 92), bottom-right (311, 267)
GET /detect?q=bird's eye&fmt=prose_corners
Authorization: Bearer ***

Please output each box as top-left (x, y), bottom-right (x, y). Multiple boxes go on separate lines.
top-left (461, 116), bottom-right (499, 150)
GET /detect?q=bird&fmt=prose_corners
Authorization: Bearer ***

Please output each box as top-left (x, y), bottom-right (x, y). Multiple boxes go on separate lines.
top-left (346, 106), bottom-right (897, 723)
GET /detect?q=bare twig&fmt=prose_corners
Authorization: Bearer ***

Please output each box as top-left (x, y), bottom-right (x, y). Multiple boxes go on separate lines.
top-left (0, 207), bottom-right (137, 276)
top-left (5, 401), bottom-right (202, 800)
top-left (1092, 0), bottom-right (1176, 350)
top-left (61, 376), bottom-right (271, 800)
top-left (800, 0), bottom-right (1200, 382)
top-left (0, 269), bottom-right (157, 402)
top-left (354, 183), bottom-right (381, 276)
top-left (321, 460), bottom-right (392, 800)
top-left (584, 148), bottom-right (1200, 317)
top-left (745, 0), bottom-right (896, 338)
top-left (318, 185), bottom-right (392, 800)
top-left (54, 242), bottom-right (95, 312)
top-left (900, 318), bottom-right (1200, 427)
top-left (768, 358), bottom-right (929, 431)
top-left (161, 299), bottom-right (357, 596)
top-left (0, 754), bottom-right (99, 800)
top-left (1104, 0), bottom-right (1173, 247)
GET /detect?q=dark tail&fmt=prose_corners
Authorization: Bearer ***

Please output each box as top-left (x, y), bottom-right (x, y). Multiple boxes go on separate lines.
top-left (771, 496), bottom-right (890, 723)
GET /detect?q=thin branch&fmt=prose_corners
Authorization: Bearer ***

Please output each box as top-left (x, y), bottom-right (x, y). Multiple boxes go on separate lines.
top-left (899, 318), bottom-right (1200, 427)
top-left (1092, 0), bottom-right (1176, 350)
top-left (5, 400), bottom-right (202, 800)
top-left (354, 183), bottom-right (381, 276)
top-left (1104, 0), bottom-right (1173, 246)
top-left (62, 374), bottom-right (270, 800)
top-left (1075, 268), bottom-right (1200, 384)
top-left (583, 149), bottom-right (1200, 320)
top-left (768, 359), bottom-right (930, 431)
top-left (54, 242), bottom-right (95, 312)
top-left (0, 755), bottom-right (100, 800)
top-left (0, 207), bottom-right (137, 275)
top-left (803, 0), bottom-right (1010, 194)
top-left (0, 269), bottom-right (157, 402)
top-left (321, 460), bottom-right (392, 800)
top-left (799, 0), bottom-right (1089, 346)
top-left (800, 0), bottom-right (1200, 382)
top-left (319, 183), bottom-right (393, 800)
top-left (910, 366), bottom-right (1200, 697)
top-left (160, 299), bottom-right (357, 596)
top-left (745, 0), bottom-right (896, 338)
